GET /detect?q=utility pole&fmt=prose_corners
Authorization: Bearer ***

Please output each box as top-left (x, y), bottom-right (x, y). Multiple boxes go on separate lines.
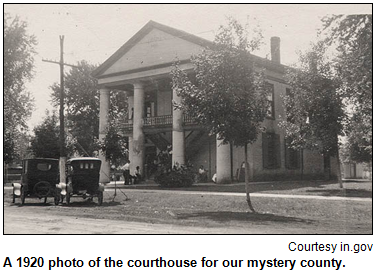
top-left (43, 36), bottom-right (78, 184)
top-left (59, 36), bottom-right (65, 166)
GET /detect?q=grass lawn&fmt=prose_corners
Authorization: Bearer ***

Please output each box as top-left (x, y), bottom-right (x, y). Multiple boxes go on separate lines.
top-left (113, 179), bottom-right (372, 198)
top-left (4, 179), bottom-right (372, 234)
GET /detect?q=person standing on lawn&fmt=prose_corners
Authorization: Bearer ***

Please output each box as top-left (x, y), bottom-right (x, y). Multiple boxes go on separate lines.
top-left (122, 160), bottom-right (130, 185)
top-left (134, 166), bottom-right (142, 184)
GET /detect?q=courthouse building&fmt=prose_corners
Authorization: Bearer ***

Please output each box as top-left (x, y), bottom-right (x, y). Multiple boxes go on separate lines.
top-left (92, 20), bottom-right (338, 184)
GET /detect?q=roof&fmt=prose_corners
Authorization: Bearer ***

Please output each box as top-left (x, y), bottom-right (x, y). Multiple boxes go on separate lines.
top-left (67, 157), bottom-right (101, 163)
top-left (92, 20), bottom-right (288, 79)
top-left (24, 158), bottom-right (59, 161)
top-left (91, 20), bottom-right (213, 78)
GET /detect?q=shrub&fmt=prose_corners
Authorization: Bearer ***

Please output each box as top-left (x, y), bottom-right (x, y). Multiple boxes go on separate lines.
top-left (155, 163), bottom-right (195, 188)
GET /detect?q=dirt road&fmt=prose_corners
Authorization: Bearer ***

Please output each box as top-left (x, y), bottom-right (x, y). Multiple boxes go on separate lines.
top-left (3, 205), bottom-right (280, 234)
top-left (4, 203), bottom-right (319, 234)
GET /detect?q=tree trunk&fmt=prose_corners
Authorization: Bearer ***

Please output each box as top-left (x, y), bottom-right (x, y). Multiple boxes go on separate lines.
top-left (300, 149), bottom-right (304, 180)
top-left (244, 144), bottom-right (255, 212)
top-left (336, 144), bottom-right (343, 188)
top-left (323, 152), bottom-right (331, 181)
top-left (4, 163), bottom-right (8, 184)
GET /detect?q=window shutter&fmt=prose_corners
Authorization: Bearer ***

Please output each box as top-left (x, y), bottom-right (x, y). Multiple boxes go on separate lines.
top-left (262, 133), bottom-right (268, 168)
top-left (274, 134), bottom-right (281, 168)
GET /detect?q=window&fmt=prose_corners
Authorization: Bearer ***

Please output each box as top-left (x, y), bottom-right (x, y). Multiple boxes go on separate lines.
top-left (79, 162), bottom-right (95, 169)
top-left (37, 163), bottom-right (52, 171)
top-left (266, 83), bottom-right (275, 119)
top-left (285, 139), bottom-right (300, 169)
top-left (262, 133), bottom-right (281, 169)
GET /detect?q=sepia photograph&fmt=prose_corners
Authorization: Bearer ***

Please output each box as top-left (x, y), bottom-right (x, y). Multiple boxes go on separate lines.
top-left (3, 3), bottom-right (372, 234)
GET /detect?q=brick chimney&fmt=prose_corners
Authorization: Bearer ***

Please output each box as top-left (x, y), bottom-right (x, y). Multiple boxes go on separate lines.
top-left (270, 36), bottom-right (281, 64)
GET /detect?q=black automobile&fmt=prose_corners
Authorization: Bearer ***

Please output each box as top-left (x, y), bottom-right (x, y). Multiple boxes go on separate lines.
top-left (57, 157), bottom-right (104, 205)
top-left (12, 158), bottom-right (60, 205)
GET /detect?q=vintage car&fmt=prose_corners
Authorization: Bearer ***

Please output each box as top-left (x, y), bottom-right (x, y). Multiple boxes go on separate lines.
top-left (12, 158), bottom-right (60, 205)
top-left (57, 157), bottom-right (104, 205)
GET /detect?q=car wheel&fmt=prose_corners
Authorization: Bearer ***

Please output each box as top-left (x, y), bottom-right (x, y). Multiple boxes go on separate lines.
top-left (54, 194), bottom-right (60, 205)
top-left (12, 189), bottom-right (15, 204)
top-left (98, 191), bottom-right (103, 206)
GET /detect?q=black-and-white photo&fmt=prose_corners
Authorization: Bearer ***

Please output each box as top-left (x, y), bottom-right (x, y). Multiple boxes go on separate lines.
top-left (3, 4), bottom-right (372, 235)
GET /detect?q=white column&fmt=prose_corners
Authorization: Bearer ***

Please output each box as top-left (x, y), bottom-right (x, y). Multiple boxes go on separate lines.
top-left (99, 87), bottom-right (111, 183)
top-left (127, 92), bottom-right (134, 167)
top-left (216, 137), bottom-right (231, 184)
top-left (172, 86), bottom-right (185, 166)
top-left (132, 82), bottom-right (145, 177)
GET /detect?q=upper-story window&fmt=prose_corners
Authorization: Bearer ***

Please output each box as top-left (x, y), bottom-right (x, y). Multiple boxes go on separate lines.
top-left (266, 83), bottom-right (275, 119)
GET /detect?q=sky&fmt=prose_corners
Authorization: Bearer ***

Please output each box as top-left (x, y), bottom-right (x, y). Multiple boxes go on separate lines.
top-left (4, 3), bottom-right (372, 130)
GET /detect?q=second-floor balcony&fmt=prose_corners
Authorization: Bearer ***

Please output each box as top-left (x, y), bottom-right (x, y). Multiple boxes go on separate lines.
top-left (120, 114), bottom-right (198, 134)
top-left (144, 115), bottom-right (172, 126)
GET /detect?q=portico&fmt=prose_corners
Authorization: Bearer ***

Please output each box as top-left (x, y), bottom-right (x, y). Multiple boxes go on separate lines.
top-left (93, 21), bottom-right (232, 183)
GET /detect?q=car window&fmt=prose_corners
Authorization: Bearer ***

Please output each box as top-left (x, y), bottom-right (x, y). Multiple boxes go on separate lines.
top-left (76, 161), bottom-right (98, 169)
top-left (37, 163), bottom-right (52, 171)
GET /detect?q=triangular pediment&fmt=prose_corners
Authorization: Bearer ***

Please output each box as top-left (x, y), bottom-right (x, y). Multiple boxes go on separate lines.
top-left (93, 21), bottom-right (213, 78)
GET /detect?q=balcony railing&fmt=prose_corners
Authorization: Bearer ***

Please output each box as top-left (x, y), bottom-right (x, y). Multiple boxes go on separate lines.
top-left (120, 114), bottom-right (198, 131)
top-left (143, 115), bottom-right (172, 126)
top-left (183, 115), bottom-right (196, 125)
top-left (119, 121), bottom-right (133, 133)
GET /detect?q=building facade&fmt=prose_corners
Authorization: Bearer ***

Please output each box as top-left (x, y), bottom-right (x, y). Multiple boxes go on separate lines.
top-left (92, 21), bottom-right (338, 184)
top-left (342, 162), bottom-right (372, 179)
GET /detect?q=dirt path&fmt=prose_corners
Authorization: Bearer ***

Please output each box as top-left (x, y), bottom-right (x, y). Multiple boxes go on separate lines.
top-left (4, 205), bottom-right (306, 234)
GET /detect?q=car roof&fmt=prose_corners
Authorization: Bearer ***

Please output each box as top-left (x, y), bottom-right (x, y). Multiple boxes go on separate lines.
top-left (24, 158), bottom-right (59, 161)
top-left (67, 157), bottom-right (101, 163)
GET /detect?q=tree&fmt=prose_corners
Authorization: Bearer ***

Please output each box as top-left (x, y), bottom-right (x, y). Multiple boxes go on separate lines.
top-left (30, 112), bottom-right (60, 158)
top-left (172, 18), bottom-right (269, 212)
top-left (99, 124), bottom-right (128, 166)
top-left (50, 60), bottom-right (128, 159)
top-left (321, 15), bottom-right (372, 159)
top-left (4, 14), bottom-right (36, 163)
top-left (100, 90), bottom-right (129, 166)
top-left (50, 60), bottom-right (99, 156)
top-left (30, 111), bottom-right (77, 159)
top-left (341, 113), bottom-right (372, 164)
top-left (279, 43), bottom-right (344, 187)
